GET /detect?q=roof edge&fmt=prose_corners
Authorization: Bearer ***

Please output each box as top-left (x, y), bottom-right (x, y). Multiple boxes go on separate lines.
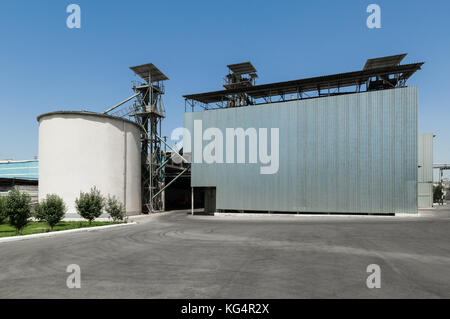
top-left (183, 62), bottom-right (424, 103)
top-left (0, 160), bottom-right (38, 164)
top-left (37, 111), bottom-right (141, 129)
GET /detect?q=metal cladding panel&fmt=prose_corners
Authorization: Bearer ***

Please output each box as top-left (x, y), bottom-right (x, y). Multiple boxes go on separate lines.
top-left (418, 133), bottom-right (434, 183)
top-left (418, 182), bottom-right (433, 208)
top-left (0, 160), bottom-right (38, 180)
top-left (184, 87), bottom-right (418, 214)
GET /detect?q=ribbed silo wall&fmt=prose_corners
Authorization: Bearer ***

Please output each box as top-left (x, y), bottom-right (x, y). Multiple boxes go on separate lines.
top-left (38, 112), bottom-right (142, 217)
top-left (184, 87), bottom-right (418, 215)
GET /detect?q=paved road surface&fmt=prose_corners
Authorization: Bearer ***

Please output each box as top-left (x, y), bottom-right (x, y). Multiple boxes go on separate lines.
top-left (0, 211), bottom-right (449, 298)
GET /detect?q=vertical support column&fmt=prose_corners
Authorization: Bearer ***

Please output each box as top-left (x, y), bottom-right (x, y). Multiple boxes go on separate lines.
top-left (162, 136), bottom-right (167, 212)
top-left (149, 117), bottom-right (153, 213)
top-left (149, 71), bottom-right (153, 213)
top-left (191, 187), bottom-right (194, 215)
top-left (123, 121), bottom-right (127, 213)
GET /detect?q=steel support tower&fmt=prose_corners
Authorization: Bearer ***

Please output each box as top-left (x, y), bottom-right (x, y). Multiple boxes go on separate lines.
top-left (104, 63), bottom-right (190, 214)
top-left (129, 63), bottom-right (168, 213)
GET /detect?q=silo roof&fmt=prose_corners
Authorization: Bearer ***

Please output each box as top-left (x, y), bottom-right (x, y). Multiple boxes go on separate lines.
top-left (37, 111), bottom-right (141, 129)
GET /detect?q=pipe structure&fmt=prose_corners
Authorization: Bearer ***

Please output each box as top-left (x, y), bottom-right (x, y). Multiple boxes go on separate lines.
top-left (103, 93), bottom-right (140, 114)
top-left (434, 164), bottom-right (450, 183)
top-left (151, 167), bottom-right (189, 200)
top-left (156, 134), bottom-right (190, 164)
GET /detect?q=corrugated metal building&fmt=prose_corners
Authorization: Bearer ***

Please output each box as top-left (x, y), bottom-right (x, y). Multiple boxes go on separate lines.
top-left (0, 160), bottom-right (39, 203)
top-left (185, 86), bottom-right (418, 215)
top-left (418, 133), bottom-right (434, 208)
top-left (0, 160), bottom-right (38, 180)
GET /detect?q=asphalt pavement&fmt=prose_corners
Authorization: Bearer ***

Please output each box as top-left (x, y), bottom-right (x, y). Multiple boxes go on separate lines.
top-left (0, 210), bottom-right (449, 298)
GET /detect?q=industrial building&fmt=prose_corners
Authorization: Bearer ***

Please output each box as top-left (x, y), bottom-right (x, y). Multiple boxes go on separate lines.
top-left (37, 112), bottom-right (142, 217)
top-left (0, 160), bottom-right (38, 203)
top-left (35, 54), bottom-right (431, 217)
top-left (184, 54), bottom-right (424, 215)
top-left (37, 64), bottom-right (195, 217)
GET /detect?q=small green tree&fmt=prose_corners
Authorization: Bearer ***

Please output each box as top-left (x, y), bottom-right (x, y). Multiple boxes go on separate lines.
top-left (75, 186), bottom-right (104, 224)
top-left (434, 183), bottom-right (444, 204)
top-left (6, 187), bottom-right (31, 234)
top-left (0, 196), bottom-right (7, 224)
top-left (34, 194), bottom-right (67, 230)
top-left (105, 195), bottom-right (126, 222)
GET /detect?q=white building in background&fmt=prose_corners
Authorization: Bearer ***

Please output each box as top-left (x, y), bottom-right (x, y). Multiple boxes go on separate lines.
top-left (418, 133), bottom-right (434, 208)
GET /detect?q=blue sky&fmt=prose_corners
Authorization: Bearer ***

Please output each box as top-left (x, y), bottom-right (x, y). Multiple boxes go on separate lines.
top-left (0, 0), bottom-right (449, 177)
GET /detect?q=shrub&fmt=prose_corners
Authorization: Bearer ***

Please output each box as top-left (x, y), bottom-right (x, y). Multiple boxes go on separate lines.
top-left (75, 186), bottom-right (104, 224)
top-left (0, 196), bottom-right (7, 224)
top-left (35, 194), bottom-right (67, 230)
top-left (6, 187), bottom-right (32, 234)
top-left (433, 184), bottom-right (444, 204)
top-left (105, 195), bottom-right (126, 222)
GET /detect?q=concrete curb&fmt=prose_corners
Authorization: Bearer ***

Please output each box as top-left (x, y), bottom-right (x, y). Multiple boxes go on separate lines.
top-left (0, 222), bottom-right (137, 244)
top-left (213, 212), bottom-right (420, 218)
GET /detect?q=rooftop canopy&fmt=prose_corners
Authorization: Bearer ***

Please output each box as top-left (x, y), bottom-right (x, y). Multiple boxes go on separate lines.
top-left (130, 63), bottom-right (169, 83)
top-left (227, 62), bottom-right (258, 75)
top-left (363, 53), bottom-right (407, 70)
top-left (184, 54), bottom-right (424, 105)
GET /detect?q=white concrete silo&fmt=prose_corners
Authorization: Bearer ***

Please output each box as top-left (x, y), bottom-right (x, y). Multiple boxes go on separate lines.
top-left (37, 111), bottom-right (142, 217)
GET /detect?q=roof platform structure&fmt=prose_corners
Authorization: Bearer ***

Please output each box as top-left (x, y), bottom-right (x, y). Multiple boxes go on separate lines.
top-left (106, 63), bottom-right (169, 119)
top-left (128, 63), bottom-right (168, 119)
top-left (130, 63), bottom-right (169, 83)
top-left (184, 54), bottom-right (424, 111)
top-left (222, 62), bottom-right (258, 107)
top-left (227, 62), bottom-right (258, 75)
top-left (363, 53), bottom-right (407, 70)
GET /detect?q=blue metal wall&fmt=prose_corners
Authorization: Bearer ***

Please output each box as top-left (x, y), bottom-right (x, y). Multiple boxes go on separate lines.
top-left (184, 87), bottom-right (418, 215)
top-left (0, 160), bottom-right (39, 180)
